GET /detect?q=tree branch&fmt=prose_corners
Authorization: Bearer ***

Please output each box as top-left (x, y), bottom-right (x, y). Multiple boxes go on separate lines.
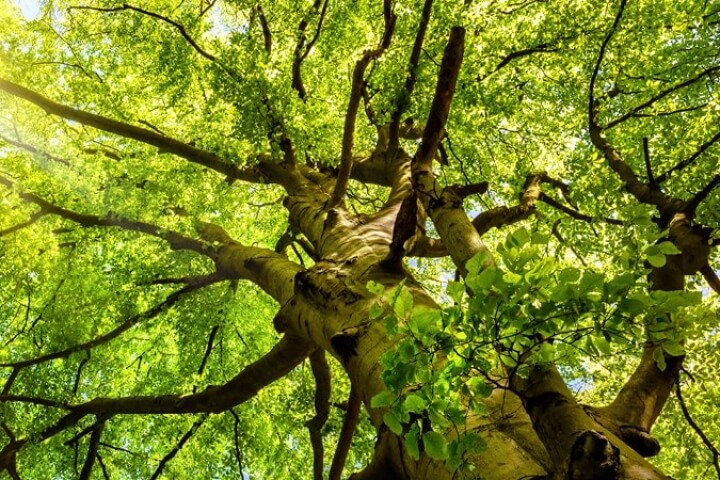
top-left (329, 385), bottom-right (360, 480)
top-left (292, 0), bottom-right (329, 100)
top-left (329, 0), bottom-right (396, 208)
top-left (197, 325), bottom-right (220, 376)
top-left (413, 26), bottom-right (465, 171)
top-left (472, 174), bottom-right (543, 236)
top-left (605, 65), bottom-right (720, 130)
top-left (588, 0), bottom-right (628, 115)
top-left (78, 422), bottom-right (104, 480)
top-left (0, 211), bottom-right (46, 237)
top-left (0, 395), bottom-right (72, 410)
top-left (149, 415), bottom-right (207, 480)
top-left (683, 174), bottom-right (720, 215)
top-left (538, 192), bottom-right (624, 225)
top-left (700, 263), bottom-right (720, 295)
top-left (0, 335), bottom-right (315, 467)
top-left (72, 334), bottom-right (315, 416)
top-left (656, 129), bottom-right (720, 183)
top-left (70, 5), bottom-right (217, 63)
top-left (0, 78), bottom-right (260, 182)
top-left (255, 4), bottom-right (273, 55)
top-left (643, 137), bottom-right (655, 184)
top-left (0, 174), bottom-right (211, 254)
top-left (388, 0), bottom-right (433, 150)
top-left (0, 133), bottom-right (70, 166)
top-left (409, 27), bottom-right (493, 274)
top-left (0, 280), bottom-right (216, 371)
top-left (478, 42), bottom-right (557, 82)
top-left (587, 0), bottom-right (683, 214)
top-left (676, 380), bottom-right (720, 479)
top-left (306, 349), bottom-right (331, 480)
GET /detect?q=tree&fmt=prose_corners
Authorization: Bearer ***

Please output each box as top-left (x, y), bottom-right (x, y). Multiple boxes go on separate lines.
top-left (0, 0), bottom-right (719, 478)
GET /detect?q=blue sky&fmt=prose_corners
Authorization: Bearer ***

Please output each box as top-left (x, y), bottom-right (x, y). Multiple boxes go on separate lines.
top-left (11, 0), bottom-right (41, 20)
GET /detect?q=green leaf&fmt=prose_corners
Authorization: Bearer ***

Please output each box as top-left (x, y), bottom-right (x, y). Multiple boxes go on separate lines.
top-left (384, 314), bottom-right (398, 336)
top-left (397, 340), bottom-right (416, 361)
top-left (428, 407), bottom-right (449, 429)
top-left (384, 411), bottom-right (403, 435)
top-left (402, 393), bottom-right (426, 413)
top-left (423, 431), bottom-right (449, 460)
top-left (466, 267), bottom-right (500, 294)
top-left (662, 341), bottom-right (685, 357)
top-left (371, 390), bottom-right (395, 408)
top-left (657, 241), bottom-right (681, 255)
top-left (369, 303), bottom-right (384, 319)
top-left (366, 280), bottom-right (384, 296)
top-left (393, 288), bottom-right (414, 318)
top-left (506, 226), bottom-right (530, 248)
top-left (466, 377), bottom-right (493, 398)
top-left (447, 281), bottom-right (465, 303)
top-left (653, 347), bottom-right (667, 372)
top-left (558, 267), bottom-right (581, 283)
top-left (404, 424), bottom-right (421, 461)
top-left (466, 251), bottom-right (491, 275)
top-left (647, 254), bottom-right (667, 268)
top-left (409, 308), bottom-right (441, 338)
top-left (594, 336), bottom-right (611, 355)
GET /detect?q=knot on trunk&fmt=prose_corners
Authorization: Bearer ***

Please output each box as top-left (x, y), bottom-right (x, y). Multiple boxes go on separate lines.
top-left (619, 425), bottom-right (660, 457)
top-left (331, 325), bottom-right (367, 364)
top-left (568, 430), bottom-right (620, 480)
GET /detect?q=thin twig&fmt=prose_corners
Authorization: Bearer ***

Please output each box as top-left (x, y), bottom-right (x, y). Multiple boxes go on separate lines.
top-left (149, 416), bottom-right (208, 480)
top-left (676, 381), bottom-right (720, 479)
top-left (328, 386), bottom-right (361, 480)
top-left (657, 130), bottom-right (720, 184)
top-left (306, 349), bottom-right (331, 480)
top-left (684, 174), bottom-right (720, 214)
top-left (329, 0), bottom-right (396, 208)
top-left (197, 325), bottom-right (220, 376)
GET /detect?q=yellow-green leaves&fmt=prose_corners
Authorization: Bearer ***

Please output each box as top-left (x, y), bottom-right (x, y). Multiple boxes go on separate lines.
top-left (644, 241), bottom-right (682, 268)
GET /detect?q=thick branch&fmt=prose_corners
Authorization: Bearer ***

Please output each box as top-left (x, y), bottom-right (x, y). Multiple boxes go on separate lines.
top-left (0, 78), bottom-right (260, 182)
top-left (72, 334), bottom-right (315, 416)
top-left (413, 27), bottom-right (465, 171)
top-left (410, 27), bottom-right (493, 274)
top-left (78, 422), bottom-right (104, 480)
top-left (196, 221), bottom-right (303, 304)
top-left (472, 174), bottom-right (543, 236)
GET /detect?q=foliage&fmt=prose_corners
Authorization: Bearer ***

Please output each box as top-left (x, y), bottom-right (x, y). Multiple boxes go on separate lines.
top-left (1, 0), bottom-right (719, 478)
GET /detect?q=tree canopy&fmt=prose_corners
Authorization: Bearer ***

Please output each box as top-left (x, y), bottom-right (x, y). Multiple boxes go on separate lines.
top-left (1, 0), bottom-right (719, 478)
